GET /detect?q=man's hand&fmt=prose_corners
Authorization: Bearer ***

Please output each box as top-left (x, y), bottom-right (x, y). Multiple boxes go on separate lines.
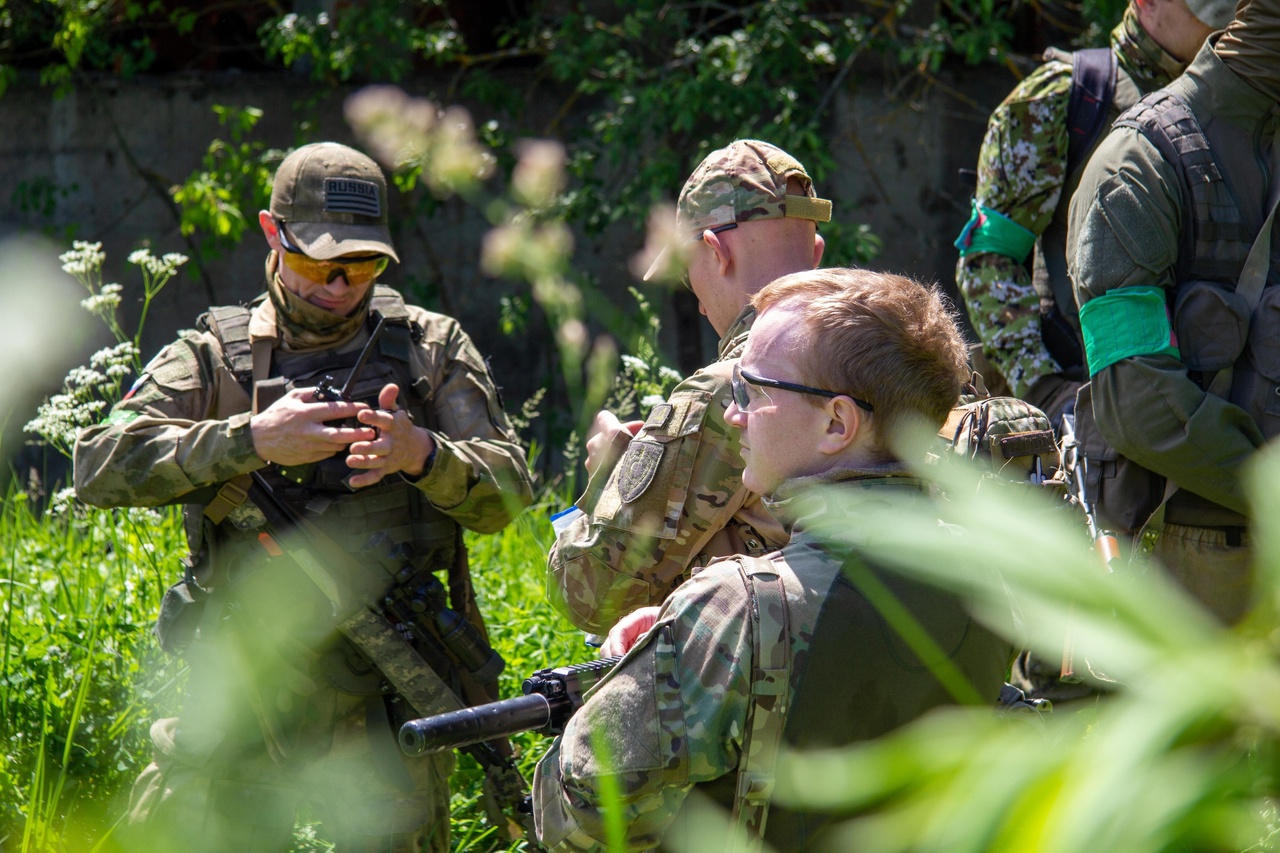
top-left (251, 387), bottom-right (374, 466)
top-left (345, 383), bottom-right (436, 489)
top-left (584, 410), bottom-right (643, 476)
top-left (600, 606), bottom-right (661, 657)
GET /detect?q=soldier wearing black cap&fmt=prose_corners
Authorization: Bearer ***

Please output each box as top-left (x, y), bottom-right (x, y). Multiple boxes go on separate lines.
top-left (75, 142), bottom-right (533, 851)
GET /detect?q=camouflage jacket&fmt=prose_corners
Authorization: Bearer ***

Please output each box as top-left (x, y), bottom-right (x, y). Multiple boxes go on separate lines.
top-left (958, 7), bottom-right (1186, 400)
top-left (546, 304), bottom-right (787, 634)
top-left (74, 297), bottom-right (533, 534)
top-left (532, 467), bottom-right (1010, 851)
top-left (1068, 43), bottom-right (1278, 517)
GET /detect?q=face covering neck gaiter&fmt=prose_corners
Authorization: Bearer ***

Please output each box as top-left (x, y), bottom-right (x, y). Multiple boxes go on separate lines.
top-left (264, 251), bottom-right (372, 351)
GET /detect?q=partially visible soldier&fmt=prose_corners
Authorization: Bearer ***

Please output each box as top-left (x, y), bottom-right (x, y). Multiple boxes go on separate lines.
top-left (955, 0), bottom-right (1235, 428)
top-left (74, 142), bottom-right (534, 850)
top-left (533, 268), bottom-right (1011, 851)
top-left (1068, 0), bottom-right (1279, 625)
top-left (546, 140), bottom-right (829, 634)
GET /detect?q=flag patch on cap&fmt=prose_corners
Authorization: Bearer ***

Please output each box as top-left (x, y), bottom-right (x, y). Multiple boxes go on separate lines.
top-left (324, 178), bottom-right (381, 217)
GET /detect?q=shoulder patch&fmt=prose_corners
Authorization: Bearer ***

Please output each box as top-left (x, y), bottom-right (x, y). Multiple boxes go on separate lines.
top-left (617, 440), bottom-right (664, 504)
top-left (644, 403), bottom-right (673, 430)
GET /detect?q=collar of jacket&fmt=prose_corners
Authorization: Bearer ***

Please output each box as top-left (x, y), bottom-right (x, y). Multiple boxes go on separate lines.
top-left (1176, 37), bottom-right (1278, 129)
top-left (1113, 4), bottom-right (1189, 95)
top-left (763, 464), bottom-right (925, 539)
top-left (718, 303), bottom-right (757, 360)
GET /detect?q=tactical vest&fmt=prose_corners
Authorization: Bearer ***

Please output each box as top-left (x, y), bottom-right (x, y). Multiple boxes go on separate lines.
top-left (1034, 48), bottom-right (1141, 376)
top-left (1115, 87), bottom-right (1277, 526)
top-left (187, 285), bottom-right (461, 593)
top-left (667, 529), bottom-right (1009, 851)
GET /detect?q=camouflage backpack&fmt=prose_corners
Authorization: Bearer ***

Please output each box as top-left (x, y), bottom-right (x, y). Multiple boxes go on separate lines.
top-left (932, 380), bottom-right (1066, 494)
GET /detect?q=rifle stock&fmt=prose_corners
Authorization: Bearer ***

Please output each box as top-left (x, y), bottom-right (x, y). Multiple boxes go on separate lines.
top-left (401, 656), bottom-right (622, 756)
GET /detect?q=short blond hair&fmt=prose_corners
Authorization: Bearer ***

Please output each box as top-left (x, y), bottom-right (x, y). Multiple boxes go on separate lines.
top-left (752, 268), bottom-right (968, 445)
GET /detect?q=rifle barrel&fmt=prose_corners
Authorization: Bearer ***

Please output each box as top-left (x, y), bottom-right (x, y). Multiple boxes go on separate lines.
top-left (400, 693), bottom-right (553, 756)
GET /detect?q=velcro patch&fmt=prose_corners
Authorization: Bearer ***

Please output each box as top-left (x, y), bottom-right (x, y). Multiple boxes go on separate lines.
top-left (617, 440), bottom-right (663, 504)
top-left (324, 178), bottom-right (381, 217)
top-left (644, 403), bottom-right (673, 430)
top-left (104, 409), bottom-right (141, 426)
top-left (993, 430), bottom-right (1057, 460)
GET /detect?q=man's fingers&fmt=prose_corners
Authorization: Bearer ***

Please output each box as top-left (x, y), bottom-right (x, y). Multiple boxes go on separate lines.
top-left (325, 425), bottom-right (376, 445)
top-left (378, 383), bottom-right (401, 411)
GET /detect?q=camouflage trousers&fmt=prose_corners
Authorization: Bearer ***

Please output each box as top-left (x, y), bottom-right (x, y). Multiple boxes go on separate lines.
top-left (117, 631), bottom-right (455, 853)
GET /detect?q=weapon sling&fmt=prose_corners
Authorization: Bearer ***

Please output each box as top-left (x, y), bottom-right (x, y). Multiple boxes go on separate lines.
top-left (244, 472), bottom-right (534, 835)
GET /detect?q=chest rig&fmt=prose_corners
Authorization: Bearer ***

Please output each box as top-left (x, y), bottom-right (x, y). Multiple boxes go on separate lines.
top-left (193, 286), bottom-right (460, 582)
top-left (1117, 89), bottom-right (1280, 445)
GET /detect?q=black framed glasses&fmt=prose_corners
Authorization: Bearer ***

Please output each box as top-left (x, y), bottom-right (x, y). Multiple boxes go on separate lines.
top-left (688, 222), bottom-right (738, 244)
top-left (731, 363), bottom-right (874, 413)
top-left (679, 223), bottom-right (738, 291)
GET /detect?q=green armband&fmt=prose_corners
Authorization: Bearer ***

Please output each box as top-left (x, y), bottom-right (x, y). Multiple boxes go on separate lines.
top-left (953, 199), bottom-right (1037, 262)
top-left (1079, 287), bottom-right (1180, 376)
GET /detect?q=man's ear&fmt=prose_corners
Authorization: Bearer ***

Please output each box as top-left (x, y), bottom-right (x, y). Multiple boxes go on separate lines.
top-left (259, 210), bottom-right (282, 247)
top-left (703, 229), bottom-right (733, 276)
top-left (818, 395), bottom-right (863, 455)
top-left (812, 232), bottom-right (826, 269)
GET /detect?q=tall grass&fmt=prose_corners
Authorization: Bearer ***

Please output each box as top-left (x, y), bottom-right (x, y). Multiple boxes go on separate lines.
top-left (0, 487), bottom-right (185, 851)
top-left (0, 478), bottom-right (590, 852)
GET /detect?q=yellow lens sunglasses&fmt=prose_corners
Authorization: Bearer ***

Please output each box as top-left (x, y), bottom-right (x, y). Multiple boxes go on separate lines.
top-left (276, 220), bottom-right (389, 286)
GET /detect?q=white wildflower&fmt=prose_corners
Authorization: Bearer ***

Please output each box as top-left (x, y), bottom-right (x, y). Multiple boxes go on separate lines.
top-left (89, 342), bottom-right (139, 370)
top-left (48, 487), bottom-right (79, 517)
top-left (620, 355), bottom-right (648, 374)
top-left (59, 241), bottom-right (105, 278)
top-left (641, 394), bottom-right (667, 410)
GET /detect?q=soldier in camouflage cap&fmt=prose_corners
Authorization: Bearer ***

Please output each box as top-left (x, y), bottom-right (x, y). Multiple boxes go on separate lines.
top-left (955, 0), bottom-right (1232, 427)
top-left (534, 268), bottom-right (1010, 851)
top-left (74, 141), bottom-right (533, 851)
top-left (547, 139), bottom-right (831, 636)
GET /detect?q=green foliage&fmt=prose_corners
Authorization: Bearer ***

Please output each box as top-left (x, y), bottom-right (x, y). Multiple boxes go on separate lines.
top-left (258, 1), bottom-right (464, 84)
top-left (0, 485), bottom-right (185, 852)
top-left (526, 1), bottom-right (871, 248)
top-left (765, 442), bottom-right (1280, 852)
top-left (10, 177), bottom-right (80, 244)
top-left (600, 288), bottom-right (682, 422)
top-left (1, 0), bottom-right (202, 96)
top-left (170, 105), bottom-right (281, 261)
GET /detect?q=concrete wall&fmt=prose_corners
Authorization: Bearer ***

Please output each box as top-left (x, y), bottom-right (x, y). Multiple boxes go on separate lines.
top-left (0, 61), bottom-right (1012, 478)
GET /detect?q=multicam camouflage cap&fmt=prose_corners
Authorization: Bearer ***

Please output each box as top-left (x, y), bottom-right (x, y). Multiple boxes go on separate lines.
top-left (1186, 0), bottom-right (1238, 28)
top-left (269, 142), bottom-right (400, 262)
top-left (644, 139), bottom-right (832, 280)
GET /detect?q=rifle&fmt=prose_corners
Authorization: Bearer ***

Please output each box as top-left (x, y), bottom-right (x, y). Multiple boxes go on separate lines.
top-left (244, 448), bottom-right (524, 835)
top-left (1059, 411), bottom-right (1122, 681)
top-left (400, 656), bottom-right (622, 756)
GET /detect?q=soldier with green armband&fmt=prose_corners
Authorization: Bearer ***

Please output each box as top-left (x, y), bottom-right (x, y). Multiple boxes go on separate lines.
top-left (955, 0), bottom-right (1233, 428)
top-left (1067, 0), bottom-right (1280, 624)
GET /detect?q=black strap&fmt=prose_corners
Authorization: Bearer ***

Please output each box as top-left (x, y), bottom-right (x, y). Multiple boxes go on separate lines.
top-left (1066, 48), bottom-right (1118, 178)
